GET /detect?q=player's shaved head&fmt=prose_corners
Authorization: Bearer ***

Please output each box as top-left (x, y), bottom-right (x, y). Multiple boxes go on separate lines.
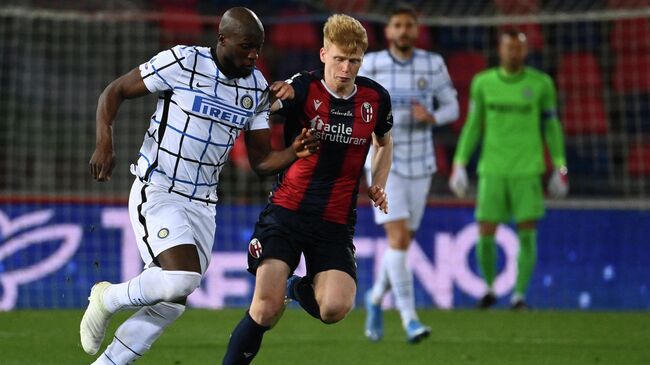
top-left (219, 7), bottom-right (264, 38)
top-left (215, 7), bottom-right (265, 79)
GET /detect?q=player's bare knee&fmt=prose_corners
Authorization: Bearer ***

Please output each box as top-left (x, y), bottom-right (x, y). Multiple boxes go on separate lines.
top-left (518, 221), bottom-right (537, 230)
top-left (388, 231), bottom-right (410, 250)
top-left (393, 235), bottom-right (411, 250)
top-left (250, 296), bottom-right (284, 326)
top-left (479, 222), bottom-right (498, 236)
top-left (161, 270), bottom-right (202, 302)
top-left (319, 302), bottom-right (352, 324)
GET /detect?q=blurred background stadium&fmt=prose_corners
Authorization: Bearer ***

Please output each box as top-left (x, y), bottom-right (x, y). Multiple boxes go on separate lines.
top-left (0, 0), bottom-right (649, 311)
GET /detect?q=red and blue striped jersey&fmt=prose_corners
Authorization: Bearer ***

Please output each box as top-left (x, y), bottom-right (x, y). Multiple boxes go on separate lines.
top-left (271, 70), bottom-right (393, 225)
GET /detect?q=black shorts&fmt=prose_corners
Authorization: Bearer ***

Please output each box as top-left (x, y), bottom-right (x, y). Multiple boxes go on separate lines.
top-left (247, 204), bottom-right (357, 282)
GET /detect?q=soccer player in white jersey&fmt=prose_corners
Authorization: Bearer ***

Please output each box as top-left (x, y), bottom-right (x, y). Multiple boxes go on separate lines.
top-left (360, 4), bottom-right (459, 343)
top-left (80, 7), bottom-right (317, 365)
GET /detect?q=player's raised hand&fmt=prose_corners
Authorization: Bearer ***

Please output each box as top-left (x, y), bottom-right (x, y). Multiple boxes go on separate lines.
top-left (292, 128), bottom-right (319, 158)
top-left (367, 185), bottom-right (388, 214)
top-left (449, 164), bottom-right (468, 198)
top-left (269, 81), bottom-right (295, 104)
top-left (548, 166), bottom-right (569, 199)
top-left (89, 146), bottom-right (115, 182)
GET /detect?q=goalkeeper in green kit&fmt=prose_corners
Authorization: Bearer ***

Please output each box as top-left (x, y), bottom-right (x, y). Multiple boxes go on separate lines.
top-left (449, 30), bottom-right (568, 309)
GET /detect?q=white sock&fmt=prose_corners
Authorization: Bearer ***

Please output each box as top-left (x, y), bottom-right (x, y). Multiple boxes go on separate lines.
top-left (370, 251), bottom-right (391, 304)
top-left (96, 301), bottom-right (185, 365)
top-left (103, 267), bottom-right (201, 313)
top-left (384, 247), bottom-right (418, 327)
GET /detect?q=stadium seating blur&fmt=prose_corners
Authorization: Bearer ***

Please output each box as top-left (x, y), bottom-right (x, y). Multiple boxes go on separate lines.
top-left (493, 0), bottom-right (540, 14)
top-left (557, 53), bottom-right (609, 135)
top-left (445, 51), bottom-right (487, 132)
top-left (628, 140), bottom-right (650, 177)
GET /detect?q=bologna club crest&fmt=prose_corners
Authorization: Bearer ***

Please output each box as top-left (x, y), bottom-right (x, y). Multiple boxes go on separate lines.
top-left (361, 102), bottom-right (373, 123)
top-left (248, 238), bottom-right (263, 258)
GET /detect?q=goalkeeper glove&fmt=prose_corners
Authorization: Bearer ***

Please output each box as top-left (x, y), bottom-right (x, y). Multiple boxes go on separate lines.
top-left (548, 166), bottom-right (569, 199)
top-left (449, 164), bottom-right (468, 198)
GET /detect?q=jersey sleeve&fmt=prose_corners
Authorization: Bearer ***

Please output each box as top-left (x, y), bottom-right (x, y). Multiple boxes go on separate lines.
top-left (541, 75), bottom-right (567, 167)
top-left (541, 74), bottom-right (560, 123)
top-left (358, 53), bottom-right (374, 79)
top-left (245, 86), bottom-right (271, 131)
top-left (453, 75), bottom-right (484, 165)
top-left (432, 60), bottom-right (460, 126)
top-left (374, 86), bottom-right (393, 138)
top-left (139, 45), bottom-right (188, 93)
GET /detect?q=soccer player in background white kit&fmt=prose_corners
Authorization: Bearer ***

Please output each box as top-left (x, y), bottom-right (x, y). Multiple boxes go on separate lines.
top-left (80, 7), bottom-right (317, 365)
top-left (361, 4), bottom-right (459, 343)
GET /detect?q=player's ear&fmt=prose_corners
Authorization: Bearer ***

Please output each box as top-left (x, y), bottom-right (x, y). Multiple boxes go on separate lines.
top-left (217, 33), bottom-right (226, 46)
top-left (319, 47), bottom-right (327, 63)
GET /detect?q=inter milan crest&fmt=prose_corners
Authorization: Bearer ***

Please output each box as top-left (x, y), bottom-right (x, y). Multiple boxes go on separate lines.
top-left (361, 102), bottom-right (373, 123)
top-left (157, 228), bottom-right (169, 239)
top-left (249, 238), bottom-right (263, 258)
top-left (417, 77), bottom-right (428, 90)
top-left (241, 94), bottom-right (254, 109)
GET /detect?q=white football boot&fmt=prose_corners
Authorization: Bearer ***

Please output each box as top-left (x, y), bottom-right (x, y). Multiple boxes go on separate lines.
top-left (80, 281), bottom-right (113, 355)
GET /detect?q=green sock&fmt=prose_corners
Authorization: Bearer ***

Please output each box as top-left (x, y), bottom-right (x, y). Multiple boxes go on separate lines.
top-left (515, 228), bottom-right (537, 296)
top-left (476, 235), bottom-right (497, 287)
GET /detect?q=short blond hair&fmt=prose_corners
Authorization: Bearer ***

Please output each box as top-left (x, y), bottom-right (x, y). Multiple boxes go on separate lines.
top-left (323, 14), bottom-right (368, 53)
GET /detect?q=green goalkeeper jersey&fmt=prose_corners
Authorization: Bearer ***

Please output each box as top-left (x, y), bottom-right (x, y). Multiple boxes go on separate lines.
top-left (454, 67), bottom-right (566, 176)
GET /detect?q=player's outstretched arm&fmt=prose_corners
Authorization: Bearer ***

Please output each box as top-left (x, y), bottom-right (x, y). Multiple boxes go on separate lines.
top-left (368, 132), bottom-right (393, 214)
top-left (245, 127), bottom-right (318, 177)
top-left (90, 68), bottom-right (150, 182)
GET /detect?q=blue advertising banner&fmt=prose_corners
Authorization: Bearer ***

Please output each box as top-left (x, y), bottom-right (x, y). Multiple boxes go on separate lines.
top-left (1, 202), bottom-right (648, 310)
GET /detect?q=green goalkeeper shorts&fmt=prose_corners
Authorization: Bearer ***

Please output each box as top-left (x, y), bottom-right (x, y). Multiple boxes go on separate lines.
top-left (475, 175), bottom-right (545, 224)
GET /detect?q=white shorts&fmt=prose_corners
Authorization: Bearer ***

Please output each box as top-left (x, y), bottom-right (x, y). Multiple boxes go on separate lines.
top-left (128, 178), bottom-right (216, 274)
top-left (366, 170), bottom-right (431, 231)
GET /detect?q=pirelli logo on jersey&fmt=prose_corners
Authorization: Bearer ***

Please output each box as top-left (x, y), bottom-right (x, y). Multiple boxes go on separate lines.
top-left (192, 95), bottom-right (253, 126)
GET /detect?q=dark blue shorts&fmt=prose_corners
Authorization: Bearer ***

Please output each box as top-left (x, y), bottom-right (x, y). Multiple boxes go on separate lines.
top-left (247, 204), bottom-right (357, 282)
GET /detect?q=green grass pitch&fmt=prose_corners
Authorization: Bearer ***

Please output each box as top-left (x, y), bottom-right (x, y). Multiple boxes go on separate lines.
top-left (1, 308), bottom-right (649, 364)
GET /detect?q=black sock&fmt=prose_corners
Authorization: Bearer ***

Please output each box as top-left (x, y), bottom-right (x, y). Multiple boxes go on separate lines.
top-left (222, 311), bottom-right (269, 365)
top-left (293, 277), bottom-right (322, 321)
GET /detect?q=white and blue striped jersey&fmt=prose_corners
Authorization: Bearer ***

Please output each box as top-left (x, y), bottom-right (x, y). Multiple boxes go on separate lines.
top-left (133, 45), bottom-right (270, 204)
top-left (360, 49), bottom-right (458, 178)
